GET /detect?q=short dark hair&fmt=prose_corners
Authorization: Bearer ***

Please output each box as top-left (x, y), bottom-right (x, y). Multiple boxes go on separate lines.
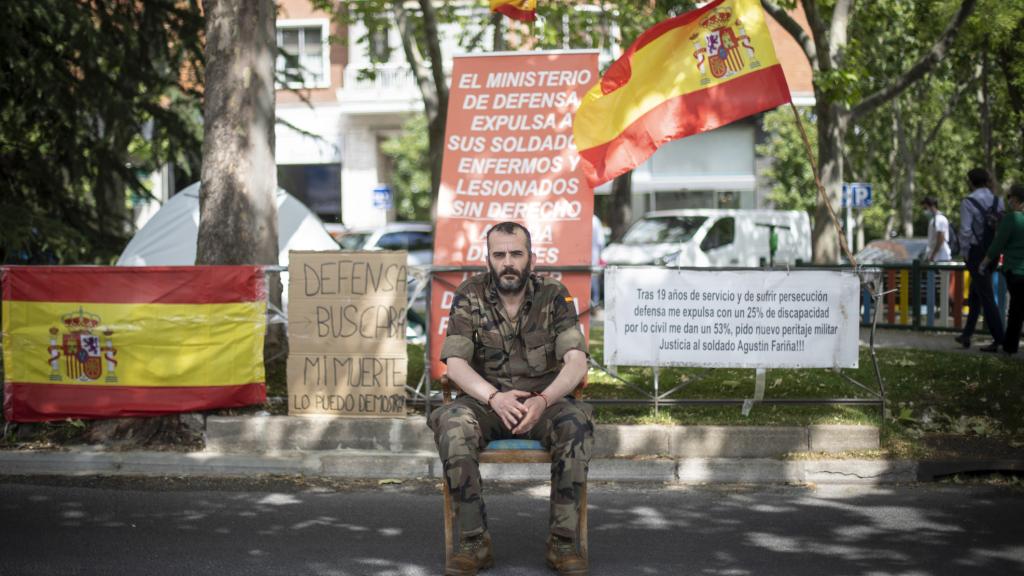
top-left (486, 221), bottom-right (532, 253)
top-left (921, 196), bottom-right (939, 208)
top-left (1009, 183), bottom-right (1024, 204)
top-left (967, 168), bottom-right (991, 189)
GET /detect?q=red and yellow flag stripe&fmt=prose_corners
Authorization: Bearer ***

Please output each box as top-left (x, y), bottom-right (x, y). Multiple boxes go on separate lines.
top-left (490, 0), bottom-right (536, 22)
top-left (2, 266), bottom-right (267, 422)
top-left (573, 0), bottom-right (791, 187)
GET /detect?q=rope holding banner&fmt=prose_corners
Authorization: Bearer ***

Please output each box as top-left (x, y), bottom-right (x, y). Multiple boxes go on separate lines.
top-left (788, 102), bottom-right (858, 269)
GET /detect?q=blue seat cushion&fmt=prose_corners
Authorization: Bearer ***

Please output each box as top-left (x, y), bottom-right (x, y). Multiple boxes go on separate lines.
top-left (486, 439), bottom-right (545, 451)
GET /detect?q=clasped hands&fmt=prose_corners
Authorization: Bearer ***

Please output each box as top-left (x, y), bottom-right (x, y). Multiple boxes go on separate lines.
top-left (488, 390), bottom-right (547, 434)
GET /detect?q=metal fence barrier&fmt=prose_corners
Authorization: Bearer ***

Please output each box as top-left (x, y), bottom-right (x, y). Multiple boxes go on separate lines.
top-left (848, 262), bottom-right (1008, 332)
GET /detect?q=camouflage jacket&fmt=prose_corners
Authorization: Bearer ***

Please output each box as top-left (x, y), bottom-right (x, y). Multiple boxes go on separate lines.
top-left (440, 272), bottom-right (587, 393)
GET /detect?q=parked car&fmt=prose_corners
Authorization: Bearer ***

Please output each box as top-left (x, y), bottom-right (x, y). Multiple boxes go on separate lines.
top-left (360, 222), bottom-right (434, 266)
top-left (853, 238), bottom-right (929, 265)
top-left (602, 209), bottom-right (812, 267)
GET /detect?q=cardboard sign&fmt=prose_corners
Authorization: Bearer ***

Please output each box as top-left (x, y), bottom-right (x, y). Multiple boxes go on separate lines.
top-left (287, 251), bottom-right (407, 417)
top-left (604, 268), bottom-right (860, 369)
top-left (429, 51), bottom-right (599, 379)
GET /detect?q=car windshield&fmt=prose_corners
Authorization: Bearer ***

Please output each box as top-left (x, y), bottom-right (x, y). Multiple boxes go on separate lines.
top-left (338, 232), bottom-right (370, 250)
top-left (621, 216), bottom-right (707, 245)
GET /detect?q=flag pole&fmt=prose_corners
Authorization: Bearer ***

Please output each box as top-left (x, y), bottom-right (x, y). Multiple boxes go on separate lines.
top-left (788, 102), bottom-right (858, 268)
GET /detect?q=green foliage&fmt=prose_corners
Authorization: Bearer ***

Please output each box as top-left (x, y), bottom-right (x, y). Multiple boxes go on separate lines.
top-left (756, 108), bottom-right (818, 213)
top-left (0, 0), bottom-right (204, 264)
top-left (759, 0), bottom-right (1024, 243)
top-left (381, 115), bottom-right (433, 221)
top-left (584, 326), bottom-right (1024, 440)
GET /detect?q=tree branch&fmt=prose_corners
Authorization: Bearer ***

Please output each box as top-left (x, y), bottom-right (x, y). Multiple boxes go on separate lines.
top-left (391, 1), bottom-right (437, 113)
top-left (828, 0), bottom-right (852, 65)
top-left (761, 1), bottom-right (818, 70)
top-left (800, 0), bottom-right (832, 70)
top-left (850, 0), bottom-right (978, 120)
top-left (916, 68), bottom-right (976, 159)
top-left (418, 0), bottom-right (448, 114)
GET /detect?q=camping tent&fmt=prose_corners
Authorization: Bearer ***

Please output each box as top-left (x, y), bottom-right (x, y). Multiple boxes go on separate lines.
top-left (117, 181), bottom-right (338, 267)
top-left (117, 182), bottom-right (339, 313)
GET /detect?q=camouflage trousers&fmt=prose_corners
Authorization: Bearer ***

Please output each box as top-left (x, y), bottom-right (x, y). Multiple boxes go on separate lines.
top-left (428, 394), bottom-right (594, 539)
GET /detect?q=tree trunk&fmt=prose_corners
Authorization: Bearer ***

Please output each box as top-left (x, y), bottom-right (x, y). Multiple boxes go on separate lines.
top-left (812, 102), bottom-right (845, 264)
top-left (893, 100), bottom-right (916, 238)
top-left (197, 0), bottom-right (278, 267)
top-left (427, 111), bottom-right (446, 220)
top-left (609, 171), bottom-right (633, 242)
top-left (393, 1), bottom-right (447, 217)
top-left (197, 0), bottom-right (284, 397)
top-left (979, 55), bottom-right (994, 180)
top-left (900, 155), bottom-right (916, 238)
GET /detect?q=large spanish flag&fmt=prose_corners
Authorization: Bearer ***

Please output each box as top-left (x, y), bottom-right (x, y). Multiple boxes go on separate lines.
top-left (2, 266), bottom-right (267, 422)
top-left (490, 0), bottom-right (536, 22)
top-left (573, 0), bottom-right (791, 188)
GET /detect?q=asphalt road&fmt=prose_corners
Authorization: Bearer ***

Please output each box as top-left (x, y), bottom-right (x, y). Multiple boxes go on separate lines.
top-left (1, 476), bottom-right (1022, 576)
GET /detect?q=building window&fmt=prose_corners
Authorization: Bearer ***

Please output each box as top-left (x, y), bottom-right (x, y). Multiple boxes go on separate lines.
top-left (369, 26), bottom-right (391, 64)
top-left (277, 20), bottom-right (330, 88)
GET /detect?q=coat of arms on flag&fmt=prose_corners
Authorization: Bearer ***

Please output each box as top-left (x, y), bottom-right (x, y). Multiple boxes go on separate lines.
top-left (692, 7), bottom-right (761, 83)
top-left (48, 307), bottom-right (118, 383)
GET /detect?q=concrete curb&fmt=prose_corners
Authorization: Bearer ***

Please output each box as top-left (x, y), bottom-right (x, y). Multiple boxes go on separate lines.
top-left (205, 417), bottom-right (881, 458)
top-left (0, 449), bottom-right (921, 485)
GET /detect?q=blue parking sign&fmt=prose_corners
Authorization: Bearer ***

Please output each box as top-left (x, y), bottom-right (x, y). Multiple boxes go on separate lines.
top-left (373, 185), bottom-right (392, 209)
top-left (842, 183), bottom-right (873, 208)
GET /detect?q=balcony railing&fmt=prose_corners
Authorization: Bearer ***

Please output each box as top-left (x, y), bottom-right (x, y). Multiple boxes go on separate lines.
top-left (341, 64), bottom-right (417, 93)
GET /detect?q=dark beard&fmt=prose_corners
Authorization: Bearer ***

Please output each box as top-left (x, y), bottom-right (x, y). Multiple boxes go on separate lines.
top-left (489, 262), bottom-right (530, 294)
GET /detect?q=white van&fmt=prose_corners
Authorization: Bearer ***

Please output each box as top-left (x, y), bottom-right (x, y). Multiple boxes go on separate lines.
top-left (601, 209), bottom-right (812, 267)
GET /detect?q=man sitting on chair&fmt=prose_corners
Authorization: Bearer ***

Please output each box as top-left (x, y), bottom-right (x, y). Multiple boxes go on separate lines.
top-left (429, 221), bottom-right (593, 576)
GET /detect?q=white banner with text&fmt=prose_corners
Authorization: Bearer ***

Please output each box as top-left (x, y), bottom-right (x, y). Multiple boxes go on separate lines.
top-left (605, 268), bottom-right (859, 369)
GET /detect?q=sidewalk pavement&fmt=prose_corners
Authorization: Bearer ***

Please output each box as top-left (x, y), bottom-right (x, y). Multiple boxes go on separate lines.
top-left (1, 327), bottom-right (1018, 484)
top-left (1, 416), bottom-right (1011, 485)
top-left (859, 326), bottom-right (1022, 357)
top-left (2, 419), bottom-right (916, 484)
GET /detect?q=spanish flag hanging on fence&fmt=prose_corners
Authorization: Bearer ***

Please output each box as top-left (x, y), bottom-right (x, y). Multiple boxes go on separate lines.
top-left (2, 266), bottom-right (267, 422)
top-left (490, 0), bottom-right (536, 22)
top-left (573, 0), bottom-right (791, 188)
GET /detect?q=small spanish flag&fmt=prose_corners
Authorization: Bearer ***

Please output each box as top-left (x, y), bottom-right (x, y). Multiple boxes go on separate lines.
top-left (490, 0), bottom-right (536, 22)
top-left (2, 266), bottom-right (267, 422)
top-left (573, 0), bottom-right (791, 188)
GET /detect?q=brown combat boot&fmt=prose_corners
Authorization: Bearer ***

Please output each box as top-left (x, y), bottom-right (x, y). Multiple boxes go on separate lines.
top-left (445, 532), bottom-right (493, 576)
top-left (545, 534), bottom-right (588, 575)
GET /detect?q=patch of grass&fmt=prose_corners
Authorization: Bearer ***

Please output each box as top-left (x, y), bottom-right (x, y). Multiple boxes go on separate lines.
top-left (257, 326), bottom-right (1022, 456)
top-left (409, 326), bottom-right (1023, 456)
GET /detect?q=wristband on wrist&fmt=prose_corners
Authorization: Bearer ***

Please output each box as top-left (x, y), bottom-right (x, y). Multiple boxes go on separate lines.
top-left (486, 389), bottom-right (499, 406)
top-left (535, 392), bottom-right (549, 408)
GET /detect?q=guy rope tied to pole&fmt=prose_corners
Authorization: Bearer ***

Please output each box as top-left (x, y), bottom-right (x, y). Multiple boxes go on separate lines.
top-left (788, 102), bottom-right (859, 268)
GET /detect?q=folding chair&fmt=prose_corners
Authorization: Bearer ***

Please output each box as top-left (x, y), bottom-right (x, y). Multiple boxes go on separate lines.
top-left (438, 375), bottom-right (588, 565)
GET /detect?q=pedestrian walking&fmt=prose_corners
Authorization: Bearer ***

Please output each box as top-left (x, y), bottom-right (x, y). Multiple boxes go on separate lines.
top-left (921, 196), bottom-right (951, 263)
top-left (980, 183), bottom-right (1024, 355)
top-left (955, 168), bottom-right (1005, 352)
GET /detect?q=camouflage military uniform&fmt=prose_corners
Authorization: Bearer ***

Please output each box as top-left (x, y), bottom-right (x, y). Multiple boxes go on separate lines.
top-left (429, 272), bottom-right (593, 539)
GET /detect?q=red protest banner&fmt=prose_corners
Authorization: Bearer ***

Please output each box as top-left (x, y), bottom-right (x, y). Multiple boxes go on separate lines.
top-left (429, 51), bottom-right (599, 380)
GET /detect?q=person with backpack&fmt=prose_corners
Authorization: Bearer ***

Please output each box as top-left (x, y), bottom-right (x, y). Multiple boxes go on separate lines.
top-left (954, 168), bottom-right (1005, 352)
top-left (980, 183), bottom-right (1024, 355)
